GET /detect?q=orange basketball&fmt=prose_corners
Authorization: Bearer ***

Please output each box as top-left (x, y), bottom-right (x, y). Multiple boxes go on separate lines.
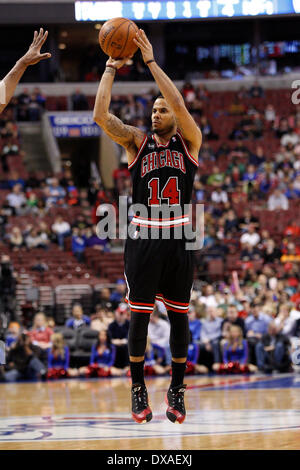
top-left (99, 17), bottom-right (139, 59)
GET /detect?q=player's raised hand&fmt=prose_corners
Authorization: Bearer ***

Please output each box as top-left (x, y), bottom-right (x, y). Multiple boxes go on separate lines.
top-left (21, 28), bottom-right (51, 66)
top-left (133, 29), bottom-right (154, 64)
top-left (106, 56), bottom-right (132, 70)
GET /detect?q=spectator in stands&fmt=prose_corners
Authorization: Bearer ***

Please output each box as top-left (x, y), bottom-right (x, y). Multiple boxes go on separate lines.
top-left (228, 96), bottom-right (246, 116)
top-left (221, 305), bottom-right (246, 340)
top-left (8, 226), bottom-right (24, 251)
top-left (224, 209), bottom-right (239, 236)
top-left (207, 166), bottom-right (225, 187)
top-left (2, 333), bottom-right (46, 382)
top-left (85, 225), bottom-right (109, 251)
top-left (211, 186), bottom-right (228, 204)
top-left (25, 227), bottom-right (49, 250)
top-left (108, 303), bottom-right (129, 368)
top-left (97, 287), bottom-right (113, 311)
top-left (274, 303), bottom-right (300, 346)
top-left (143, 337), bottom-right (167, 376)
top-left (65, 303), bottom-right (91, 329)
top-left (188, 307), bottom-right (202, 342)
top-left (28, 313), bottom-right (54, 350)
top-left (148, 310), bottom-right (172, 367)
top-left (0, 133), bottom-right (20, 173)
top-left (87, 179), bottom-right (102, 206)
top-left (0, 206), bottom-right (8, 239)
top-left (274, 117), bottom-right (291, 139)
top-left (280, 242), bottom-right (300, 263)
top-left (255, 322), bottom-right (291, 373)
top-left (71, 89), bottom-right (88, 111)
top-left (199, 116), bottom-right (218, 140)
top-left (45, 177), bottom-right (66, 207)
top-left (240, 242), bottom-right (262, 261)
top-left (264, 104), bottom-right (276, 124)
top-left (262, 238), bottom-right (282, 263)
top-left (268, 188), bottom-right (289, 211)
top-left (245, 302), bottom-right (272, 363)
top-left (199, 306), bottom-right (223, 368)
top-left (5, 322), bottom-right (21, 349)
top-left (6, 184), bottom-right (26, 215)
top-left (7, 170), bottom-right (25, 190)
top-left (109, 279), bottom-right (126, 309)
top-left (213, 324), bottom-right (248, 372)
top-left (249, 81), bottom-right (264, 98)
top-left (71, 228), bottom-right (86, 262)
top-left (90, 305), bottom-right (109, 331)
top-left (240, 223), bottom-right (260, 247)
top-left (47, 333), bottom-right (78, 378)
top-left (81, 329), bottom-right (128, 377)
top-left (51, 215), bottom-right (71, 250)
top-left (238, 209), bottom-right (259, 232)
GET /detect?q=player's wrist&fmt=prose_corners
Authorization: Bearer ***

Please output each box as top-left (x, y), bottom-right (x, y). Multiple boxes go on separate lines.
top-left (105, 64), bottom-right (117, 75)
top-left (145, 58), bottom-right (155, 66)
top-left (17, 57), bottom-right (29, 69)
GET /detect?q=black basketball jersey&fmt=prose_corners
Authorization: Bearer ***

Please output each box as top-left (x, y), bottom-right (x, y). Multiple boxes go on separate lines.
top-left (128, 130), bottom-right (198, 229)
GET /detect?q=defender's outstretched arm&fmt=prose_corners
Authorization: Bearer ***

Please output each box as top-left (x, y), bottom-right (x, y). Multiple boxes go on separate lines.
top-left (0, 28), bottom-right (51, 114)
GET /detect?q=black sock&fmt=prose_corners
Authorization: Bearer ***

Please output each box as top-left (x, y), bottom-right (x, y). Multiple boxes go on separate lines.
top-left (171, 361), bottom-right (186, 388)
top-left (130, 360), bottom-right (145, 385)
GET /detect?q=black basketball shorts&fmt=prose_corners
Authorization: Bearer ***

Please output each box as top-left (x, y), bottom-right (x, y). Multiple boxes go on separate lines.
top-left (124, 236), bottom-right (194, 314)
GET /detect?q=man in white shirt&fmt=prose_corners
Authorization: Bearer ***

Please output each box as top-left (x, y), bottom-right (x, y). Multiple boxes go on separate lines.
top-left (51, 215), bottom-right (71, 250)
top-left (211, 187), bottom-right (228, 204)
top-left (267, 188), bottom-right (289, 211)
top-left (0, 29), bottom-right (50, 114)
top-left (240, 223), bottom-right (260, 247)
top-left (6, 184), bottom-right (26, 214)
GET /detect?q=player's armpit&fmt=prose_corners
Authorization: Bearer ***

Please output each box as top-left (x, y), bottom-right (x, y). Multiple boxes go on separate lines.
top-left (173, 104), bottom-right (202, 152)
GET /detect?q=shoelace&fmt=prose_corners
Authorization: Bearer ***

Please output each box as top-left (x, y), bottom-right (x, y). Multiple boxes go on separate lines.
top-left (169, 387), bottom-right (186, 408)
top-left (132, 386), bottom-right (148, 409)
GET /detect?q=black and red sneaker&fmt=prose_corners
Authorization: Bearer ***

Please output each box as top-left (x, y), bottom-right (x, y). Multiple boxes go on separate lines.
top-left (165, 384), bottom-right (187, 424)
top-left (131, 383), bottom-right (152, 424)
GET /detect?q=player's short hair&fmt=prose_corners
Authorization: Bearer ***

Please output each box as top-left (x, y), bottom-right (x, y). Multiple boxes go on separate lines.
top-left (153, 94), bottom-right (165, 101)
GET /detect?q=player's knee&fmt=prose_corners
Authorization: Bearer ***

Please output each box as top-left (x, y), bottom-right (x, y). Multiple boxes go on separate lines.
top-left (128, 311), bottom-right (150, 357)
top-left (168, 311), bottom-right (190, 358)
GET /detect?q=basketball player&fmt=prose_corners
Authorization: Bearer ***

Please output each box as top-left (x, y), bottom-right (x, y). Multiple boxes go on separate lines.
top-left (93, 29), bottom-right (202, 424)
top-left (0, 28), bottom-right (51, 114)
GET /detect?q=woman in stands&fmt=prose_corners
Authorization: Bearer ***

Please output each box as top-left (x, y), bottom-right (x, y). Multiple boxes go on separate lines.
top-left (9, 226), bottom-right (24, 251)
top-left (214, 325), bottom-right (257, 374)
top-left (80, 330), bottom-right (128, 378)
top-left (47, 333), bottom-right (78, 379)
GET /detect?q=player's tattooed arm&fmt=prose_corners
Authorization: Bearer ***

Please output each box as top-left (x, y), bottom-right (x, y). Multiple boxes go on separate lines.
top-left (93, 57), bottom-right (144, 150)
top-left (102, 114), bottom-right (144, 149)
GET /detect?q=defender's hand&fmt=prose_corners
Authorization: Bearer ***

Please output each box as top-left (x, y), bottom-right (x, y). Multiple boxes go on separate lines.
top-left (20, 28), bottom-right (51, 66)
top-left (106, 56), bottom-right (132, 70)
top-left (133, 29), bottom-right (154, 64)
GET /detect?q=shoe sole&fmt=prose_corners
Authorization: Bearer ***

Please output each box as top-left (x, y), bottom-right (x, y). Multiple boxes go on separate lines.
top-left (165, 394), bottom-right (186, 424)
top-left (132, 411), bottom-right (153, 424)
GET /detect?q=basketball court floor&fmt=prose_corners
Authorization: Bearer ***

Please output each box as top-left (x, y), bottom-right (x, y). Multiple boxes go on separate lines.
top-left (0, 374), bottom-right (299, 450)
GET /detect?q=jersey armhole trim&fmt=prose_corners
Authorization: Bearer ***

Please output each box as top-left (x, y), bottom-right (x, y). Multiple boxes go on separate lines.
top-left (176, 130), bottom-right (199, 167)
top-left (128, 135), bottom-right (148, 170)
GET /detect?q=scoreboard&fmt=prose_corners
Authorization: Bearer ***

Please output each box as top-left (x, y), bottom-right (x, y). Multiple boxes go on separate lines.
top-left (75, 0), bottom-right (300, 21)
